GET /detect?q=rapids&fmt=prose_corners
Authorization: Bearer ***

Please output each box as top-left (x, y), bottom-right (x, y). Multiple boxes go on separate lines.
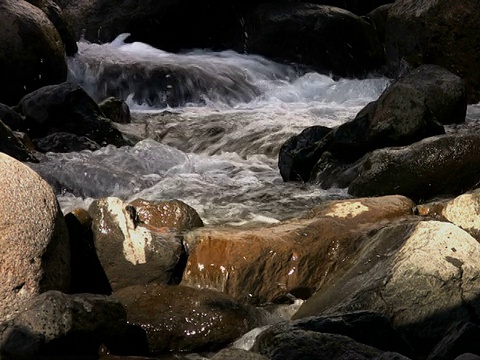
top-left (30, 34), bottom-right (392, 226)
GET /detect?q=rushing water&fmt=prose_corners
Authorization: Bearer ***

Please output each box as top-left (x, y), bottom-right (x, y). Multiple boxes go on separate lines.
top-left (31, 34), bottom-right (392, 226)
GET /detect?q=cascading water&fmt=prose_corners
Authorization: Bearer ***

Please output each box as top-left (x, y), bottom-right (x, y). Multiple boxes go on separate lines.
top-left (31, 34), bottom-right (392, 225)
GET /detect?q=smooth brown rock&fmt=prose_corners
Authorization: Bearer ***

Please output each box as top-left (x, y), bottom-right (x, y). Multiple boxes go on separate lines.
top-left (182, 195), bottom-right (415, 305)
top-left (113, 283), bottom-right (270, 354)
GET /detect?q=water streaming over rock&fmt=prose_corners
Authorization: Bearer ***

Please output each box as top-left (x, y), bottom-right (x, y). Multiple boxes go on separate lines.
top-left (31, 34), bottom-right (392, 225)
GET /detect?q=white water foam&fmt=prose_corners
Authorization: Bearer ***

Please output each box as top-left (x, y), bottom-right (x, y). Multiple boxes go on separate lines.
top-left (33, 35), bottom-right (392, 225)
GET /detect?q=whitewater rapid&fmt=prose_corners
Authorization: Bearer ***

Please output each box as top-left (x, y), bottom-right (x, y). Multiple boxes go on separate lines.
top-left (31, 34), bottom-right (392, 225)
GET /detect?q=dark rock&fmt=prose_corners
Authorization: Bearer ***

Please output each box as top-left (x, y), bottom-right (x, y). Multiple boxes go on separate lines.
top-left (35, 132), bottom-right (101, 152)
top-left (348, 134), bottom-right (480, 202)
top-left (17, 82), bottom-right (129, 148)
top-left (253, 330), bottom-right (385, 360)
top-left (98, 97), bottom-right (131, 124)
top-left (62, 0), bottom-right (245, 52)
top-left (25, 0), bottom-right (78, 56)
top-left (69, 39), bottom-right (270, 108)
top-left (0, 104), bottom-right (27, 132)
top-left (278, 125), bottom-right (332, 182)
top-left (0, 0), bottom-right (67, 106)
top-left (364, 4), bottom-right (393, 44)
top-left (385, 0), bottom-right (480, 103)
top-left (111, 283), bottom-right (269, 354)
top-left (212, 348), bottom-right (269, 360)
top-left (427, 322), bottom-right (480, 360)
top-left (397, 64), bottom-right (467, 125)
top-left (0, 291), bottom-right (126, 358)
top-left (245, 3), bottom-right (385, 77)
top-left (0, 120), bottom-right (38, 162)
top-left (253, 311), bottom-right (413, 357)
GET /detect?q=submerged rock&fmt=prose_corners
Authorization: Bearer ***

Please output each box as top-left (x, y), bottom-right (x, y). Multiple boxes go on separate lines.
top-left (182, 195), bottom-right (415, 305)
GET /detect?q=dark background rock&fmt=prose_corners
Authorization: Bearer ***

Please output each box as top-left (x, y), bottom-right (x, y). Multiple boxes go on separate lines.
top-left (385, 0), bottom-right (480, 103)
top-left (25, 0), bottom-right (78, 56)
top-left (245, 3), bottom-right (385, 77)
top-left (0, 0), bottom-right (67, 106)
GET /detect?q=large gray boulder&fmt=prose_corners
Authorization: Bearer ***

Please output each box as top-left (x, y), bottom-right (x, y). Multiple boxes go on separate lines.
top-left (0, 153), bottom-right (70, 322)
top-left (0, 0), bottom-right (67, 105)
top-left (294, 220), bottom-right (480, 356)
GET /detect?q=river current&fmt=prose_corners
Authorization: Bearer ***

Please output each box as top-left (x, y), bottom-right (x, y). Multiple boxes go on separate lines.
top-left (31, 34), bottom-right (392, 226)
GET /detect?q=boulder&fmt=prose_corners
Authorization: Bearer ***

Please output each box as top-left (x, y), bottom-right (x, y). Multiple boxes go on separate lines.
top-left (112, 283), bottom-right (270, 354)
top-left (385, 0), bottom-right (480, 103)
top-left (25, 0), bottom-right (78, 56)
top-left (17, 82), bottom-right (129, 148)
top-left (182, 195), bottom-right (415, 305)
top-left (0, 153), bottom-right (70, 322)
top-left (0, 291), bottom-right (126, 358)
top-left (0, 0), bottom-right (67, 106)
top-left (293, 220), bottom-right (480, 356)
top-left (98, 97), bottom-right (131, 124)
top-left (62, 0), bottom-right (245, 52)
top-left (282, 64), bottom-right (456, 182)
top-left (245, 3), bottom-right (384, 77)
top-left (442, 190), bottom-right (480, 241)
top-left (89, 197), bottom-right (187, 291)
top-left (348, 134), bottom-right (480, 202)
top-left (212, 348), bottom-right (269, 360)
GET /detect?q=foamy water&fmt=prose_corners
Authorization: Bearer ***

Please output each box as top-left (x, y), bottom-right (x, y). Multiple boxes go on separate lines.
top-left (31, 34), bottom-right (391, 225)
